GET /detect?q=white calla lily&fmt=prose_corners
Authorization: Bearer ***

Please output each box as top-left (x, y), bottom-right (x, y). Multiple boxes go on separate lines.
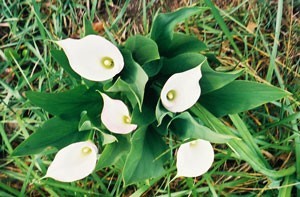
top-left (100, 93), bottom-right (137, 134)
top-left (44, 141), bottom-right (98, 182)
top-left (160, 66), bottom-right (202, 113)
top-left (176, 139), bottom-right (214, 177)
top-left (56, 35), bottom-right (124, 81)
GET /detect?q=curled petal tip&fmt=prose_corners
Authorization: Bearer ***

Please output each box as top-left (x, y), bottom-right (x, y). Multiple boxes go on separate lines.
top-left (176, 139), bottom-right (214, 177)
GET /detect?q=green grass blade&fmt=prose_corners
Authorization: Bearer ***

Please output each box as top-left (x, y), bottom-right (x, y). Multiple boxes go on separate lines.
top-left (203, 0), bottom-right (243, 59)
top-left (110, 0), bottom-right (131, 30)
top-left (191, 104), bottom-right (296, 179)
top-left (0, 123), bottom-right (14, 154)
top-left (266, 0), bottom-right (284, 82)
top-left (0, 181), bottom-right (20, 196)
top-left (278, 175), bottom-right (293, 197)
top-left (19, 158), bottom-right (35, 196)
top-left (229, 114), bottom-right (271, 168)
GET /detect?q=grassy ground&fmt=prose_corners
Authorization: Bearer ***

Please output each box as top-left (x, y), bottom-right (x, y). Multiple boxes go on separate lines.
top-left (1, 0), bottom-right (299, 196)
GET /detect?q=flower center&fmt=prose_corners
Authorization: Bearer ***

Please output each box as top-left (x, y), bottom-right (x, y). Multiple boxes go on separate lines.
top-left (189, 141), bottom-right (198, 147)
top-left (81, 147), bottom-right (92, 155)
top-left (166, 90), bottom-right (176, 101)
top-left (101, 57), bottom-right (114, 69)
top-left (123, 115), bottom-right (131, 124)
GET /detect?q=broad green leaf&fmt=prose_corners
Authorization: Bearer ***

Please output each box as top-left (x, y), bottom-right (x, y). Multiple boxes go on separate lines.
top-left (142, 59), bottom-right (163, 77)
top-left (155, 99), bottom-right (173, 126)
top-left (165, 33), bottom-right (207, 57)
top-left (26, 86), bottom-right (102, 125)
top-left (125, 35), bottom-right (160, 65)
top-left (105, 78), bottom-right (138, 108)
top-left (169, 112), bottom-right (234, 143)
top-left (160, 53), bottom-right (207, 75)
top-left (12, 117), bottom-right (90, 156)
top-left (131, 99), bottom-right (156, 126)
top-left (205, 53), bottom-right (221, 64)
top-left (150, 7), bottom-right (204, 53)
top-left (106, 49), bottom-right (148, 110)
top-left (154, 118), bottom-right (170, 136)
top-left (190, 104), bottom-right (296, 179)
top-left (160, 53), bottom-right (243, 94)
top-left (51, 49), bottom-right (81, 80)
top-left (122, 126), bottom-right (169, 185)
top-left (96, 135), bottom-right (131, 170)
top-left (201, 61), bottom-right (244, 94)
top-left (200, 81), bottom-right (291, 117)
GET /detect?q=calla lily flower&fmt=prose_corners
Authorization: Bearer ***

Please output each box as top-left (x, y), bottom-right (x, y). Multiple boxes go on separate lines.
top-left (176, 139), bottom-right (214, 177)
top-left (160, 66), bottom-right (202, 113)
top-left (56, 35), bottom-right (124, 81)
top-left (44, 141), bottom-right (98, 182)
top-left (100, 93), bottom-right (137, 134)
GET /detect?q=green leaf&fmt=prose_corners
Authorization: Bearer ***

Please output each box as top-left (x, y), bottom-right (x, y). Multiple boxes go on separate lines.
top-left (169, 112), bottom-right (234, 143)
top-left (131, 100), bottom-right (156, 126)
top-left (12, 117), bottom-right (90, 156)
top-left (165, 33), bottom-right (207, 57)
top-left (98, 131), bottom-right (117, 146)
top-left (83, 14), bottom-right (98, 36)
top-left (95, 135), bottom-right (131, 170)
top-left (4, 48), bottom-right (21, 62)
top-left (200, 81), bottom-right (291, 117)
top-left (155, 99), bottom-right (173, 126)
top-left (150, 7), bottom-right (205, 53)
top-left (142, 60), bottom-right (163, 77)
top-left (51, 49), bottom-right (81, 80)
top-left (26, 86), bottom-right (102, 125)
top-left (154, 118), bottom-right (170, 136)
top-left (201, 61), bottom-right (243, 94)
top-left (190, 104), bottom-right (296, 179)
top-left (125, 35), bottom-right (160, 65)
top-left (122, 126), bottom-right (169, 185)
top-left (78, 111), bottom-right (93, 131)
top-left (105, 78), bottom-right (138, 108)
top-left (160, 53), bottom-right (243, 94)
top-left (106, 49), bottom-right (148, 110)
top-left (160, 53), bottom-right (207, 75)
top-left (94, 128), bottom-right (117, 146)
top-left (78, 112), bottom-right (117, 145)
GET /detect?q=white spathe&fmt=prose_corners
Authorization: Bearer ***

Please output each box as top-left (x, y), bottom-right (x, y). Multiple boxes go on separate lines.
top-left (160, 66), bottom-right (202, 113)
top-left (176, 139), bottom-right (214, 177)
top-left (44, 141), bottom-right (98, 182)
top-left (100, 93), bottom-right (137, 134)
top-left (56, 35), bottom-right (124, 81)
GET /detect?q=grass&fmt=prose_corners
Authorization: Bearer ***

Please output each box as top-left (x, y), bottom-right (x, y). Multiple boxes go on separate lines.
top-left (1, 0), bottom-right (299, 196)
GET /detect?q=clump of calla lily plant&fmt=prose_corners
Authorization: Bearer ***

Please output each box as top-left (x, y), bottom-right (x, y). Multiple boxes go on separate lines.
top-left (13, 7), bottom-right (290, 186)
